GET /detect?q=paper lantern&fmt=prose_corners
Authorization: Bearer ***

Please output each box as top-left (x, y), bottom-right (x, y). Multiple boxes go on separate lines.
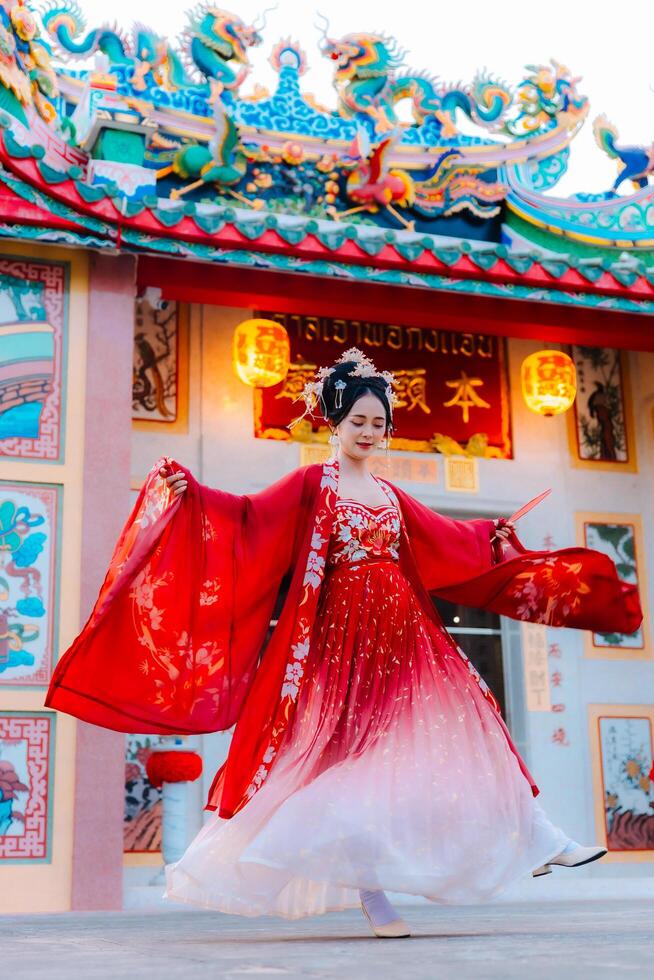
top-left (233, 318), bottom-right (290, 388)
top-left (146, 750), bottom-right (203, 788)
top-left (521, 350), bottom-right (577, 416)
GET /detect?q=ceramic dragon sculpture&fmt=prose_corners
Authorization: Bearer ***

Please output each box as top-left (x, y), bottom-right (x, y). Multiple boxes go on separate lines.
top-left (316, 17), bottom-right (512, 134)
top-left (0, 0), bottom-right (59, 124)
top-left (593, 114), bottom-right (654, 191)
top-left (504, 60), bottom-right (588, 137)
top-left (40, 2), bottom-right (267, 95)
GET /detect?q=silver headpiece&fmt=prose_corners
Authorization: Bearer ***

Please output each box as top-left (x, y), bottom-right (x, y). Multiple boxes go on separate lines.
top-left (288, 347), bottom-right (398, 430)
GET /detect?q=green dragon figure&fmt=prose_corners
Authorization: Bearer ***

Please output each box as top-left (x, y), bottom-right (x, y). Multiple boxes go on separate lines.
top-left (316, 16), bottom-right (512, 133)
top-left (40, 2), bottom-right (267, 94)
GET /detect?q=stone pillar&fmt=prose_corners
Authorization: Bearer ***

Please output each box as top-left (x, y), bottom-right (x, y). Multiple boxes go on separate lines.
top-left (70, 252), bottom-right (136, 910)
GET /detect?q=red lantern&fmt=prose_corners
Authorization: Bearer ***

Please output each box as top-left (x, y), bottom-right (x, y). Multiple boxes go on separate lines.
top-left (146, 750), bottom-right (203, 788)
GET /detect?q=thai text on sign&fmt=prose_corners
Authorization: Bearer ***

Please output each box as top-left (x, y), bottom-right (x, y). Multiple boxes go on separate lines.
top-left (253, 312), bottom-right (512, 457)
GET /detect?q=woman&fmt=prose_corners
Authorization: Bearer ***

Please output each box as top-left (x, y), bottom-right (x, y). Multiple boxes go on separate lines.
top-left (46, 348), bottom-right (641, 937)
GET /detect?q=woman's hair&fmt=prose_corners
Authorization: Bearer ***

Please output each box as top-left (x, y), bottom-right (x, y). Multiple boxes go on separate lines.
top-left (320, 359), bottom-right (395, 434)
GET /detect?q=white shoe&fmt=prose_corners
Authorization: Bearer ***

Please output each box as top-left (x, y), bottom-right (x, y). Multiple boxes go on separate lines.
top-left (359, 889), bottom-right (411, 938)
top-left (532, 863), bottom-right (553, 877)
top-left (550, 842), bottom-right (607, 868)
top-left (361, 903), bottom-right (411, 938)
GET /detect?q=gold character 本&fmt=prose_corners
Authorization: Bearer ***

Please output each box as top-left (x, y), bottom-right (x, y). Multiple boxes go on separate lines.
top-left (443, 372), bottom-right (491, 423)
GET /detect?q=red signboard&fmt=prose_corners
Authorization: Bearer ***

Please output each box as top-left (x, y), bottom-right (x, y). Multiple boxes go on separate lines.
top-left (254, 312), bottom-right (512, 457)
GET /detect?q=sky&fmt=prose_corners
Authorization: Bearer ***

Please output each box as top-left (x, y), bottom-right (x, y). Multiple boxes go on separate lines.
top-left (51, 0), bottom-right (654, 197)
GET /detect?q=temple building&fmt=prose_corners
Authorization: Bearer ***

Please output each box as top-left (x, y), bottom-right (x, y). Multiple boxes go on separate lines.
top-left (0, 0), bottom-right (652, 912)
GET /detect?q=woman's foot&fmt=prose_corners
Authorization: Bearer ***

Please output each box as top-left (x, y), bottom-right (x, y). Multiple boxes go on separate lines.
top-left (532, 840), bottom-right (607, 877)
top-left (359, 888), bottom-right (411, 938)
top-left (550, 840), bottom-right (607, 867)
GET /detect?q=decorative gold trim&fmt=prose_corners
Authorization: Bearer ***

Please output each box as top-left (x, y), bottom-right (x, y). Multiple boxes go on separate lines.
top-left (123, 851), bottom-right (161, 867)
top-left (566, 350), bottom-right (637, 473)
top-left (588, 703), bottom-right (654, 862)
top-left (575, 511), bottom-right (650, 660)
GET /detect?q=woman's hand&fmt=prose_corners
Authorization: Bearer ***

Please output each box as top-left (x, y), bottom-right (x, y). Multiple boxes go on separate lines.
top-left (159, 461), bottom-right (188, 498)
top-left (493, 519), bottom-right (515, 542)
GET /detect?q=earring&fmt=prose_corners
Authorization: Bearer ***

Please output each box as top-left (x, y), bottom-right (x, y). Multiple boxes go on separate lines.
top-left (328, 429), bottom-right (340, 448)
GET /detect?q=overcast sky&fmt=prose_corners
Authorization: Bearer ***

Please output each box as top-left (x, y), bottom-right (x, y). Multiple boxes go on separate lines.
top-left (57, 0), bottom-right (654, 196)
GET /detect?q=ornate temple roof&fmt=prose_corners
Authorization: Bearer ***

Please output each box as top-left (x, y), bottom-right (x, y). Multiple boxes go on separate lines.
top-left (0, 0), bottom-right (652, 325)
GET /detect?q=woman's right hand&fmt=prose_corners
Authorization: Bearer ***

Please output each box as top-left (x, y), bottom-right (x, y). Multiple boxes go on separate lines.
top-left (159, 460), bottom-right (188, 498)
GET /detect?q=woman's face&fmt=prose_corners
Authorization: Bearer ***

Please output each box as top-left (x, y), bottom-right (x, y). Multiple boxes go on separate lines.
top-left (335, 392), bottom-right (387, 460)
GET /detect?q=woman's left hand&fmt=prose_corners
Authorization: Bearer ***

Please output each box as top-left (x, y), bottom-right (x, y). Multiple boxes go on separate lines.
top-left (493, 519), bottom-right (515, 542)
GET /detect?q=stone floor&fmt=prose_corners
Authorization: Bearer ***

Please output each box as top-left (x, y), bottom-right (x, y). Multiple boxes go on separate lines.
top-left (3, 899), bottom-right (652, 980)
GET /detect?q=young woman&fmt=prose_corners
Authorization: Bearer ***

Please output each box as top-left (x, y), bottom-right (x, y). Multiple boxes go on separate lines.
top-left (46, 348), bottom-right (641, 937)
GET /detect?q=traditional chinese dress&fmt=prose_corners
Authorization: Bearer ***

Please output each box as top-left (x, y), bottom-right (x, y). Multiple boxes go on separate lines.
top-left (46, 457), bottom-right (641, 915)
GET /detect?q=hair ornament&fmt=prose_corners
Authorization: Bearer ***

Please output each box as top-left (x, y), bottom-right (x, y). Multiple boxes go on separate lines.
top-left (287, 378), bottom-right (323, 429)
top-left (287, 346), bottom-right (398, 430)
top-left (334, 379), bottom-right (347, 409)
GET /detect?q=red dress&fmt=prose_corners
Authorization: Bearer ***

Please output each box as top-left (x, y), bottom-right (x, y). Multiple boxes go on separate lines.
top-left (164, 486), bottom-right (569, 917)
top-left (47, 456), bottom-right (640, 829)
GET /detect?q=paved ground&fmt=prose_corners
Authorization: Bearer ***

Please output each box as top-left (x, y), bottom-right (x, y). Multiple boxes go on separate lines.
top-left (4, 900), bottom-right (651, 979)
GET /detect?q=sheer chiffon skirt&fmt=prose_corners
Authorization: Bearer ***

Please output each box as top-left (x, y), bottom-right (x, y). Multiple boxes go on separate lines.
top-left (165, 560), bottom-right (568, 918)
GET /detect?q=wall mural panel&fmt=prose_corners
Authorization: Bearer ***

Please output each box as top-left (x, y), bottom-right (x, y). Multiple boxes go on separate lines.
top-left (132, 298), bottom-right (189, 433)
top-left (254, 312), bottom-right (512, 457)
top-left (589, 705), bottom-right (654, 860)
top-left (0, 712), bottom-right (54, 862)
top-left (568, 347), bottom-right (635, 472)
top-left (0, 481), bottom-right (60, 686)
top-left (576, 513), bottom-right (649, 658)
top-left (0, 258), bottom-right (68, 463)
top-left (124, 734), bottom-right (163, 854)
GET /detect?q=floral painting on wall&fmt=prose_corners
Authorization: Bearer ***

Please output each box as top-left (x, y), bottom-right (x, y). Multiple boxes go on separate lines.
top-left (0, 482), bottom-right (60, 685)
top-left (577, 513), bottom-right (648, 658)
top-left (0, 712), bottom-right (54, 861)
top-left (589, 706), bottom-right (654, 858)
top-left (569, 347), bottom-right (634, 470)
top-left (124, 734), bottom-right (163, 853)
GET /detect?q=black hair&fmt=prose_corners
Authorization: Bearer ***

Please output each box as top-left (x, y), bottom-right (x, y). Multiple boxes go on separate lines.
top-left (320, 359), bottom-right (394, 434)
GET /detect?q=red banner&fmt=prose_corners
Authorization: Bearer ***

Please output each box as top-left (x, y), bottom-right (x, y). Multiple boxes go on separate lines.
top-left (254, 312), bottom-right (512, 458)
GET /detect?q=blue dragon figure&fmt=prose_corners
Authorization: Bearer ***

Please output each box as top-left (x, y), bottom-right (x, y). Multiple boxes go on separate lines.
top-left (593, 114), bottom-right (654, 191)
top-left (40, 2), bottom-right (267, 95)
top-left (316, 16), bottom-right (513, 135)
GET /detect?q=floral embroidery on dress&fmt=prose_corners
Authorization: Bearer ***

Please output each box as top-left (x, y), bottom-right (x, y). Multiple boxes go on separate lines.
top-left (510, 557), bottom-right (591, 625)
top-left (303, 530), bottom-right (328, 589)
top-left (328, 501), bottom-right (401, 567)
top-left (199, 578), bottom-right (221, 606)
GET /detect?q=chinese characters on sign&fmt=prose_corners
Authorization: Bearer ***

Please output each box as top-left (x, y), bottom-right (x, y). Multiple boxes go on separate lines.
top-left (521, 622), bottom-right (551, 711)
top-left (254, 312), bottom-right (512, 457)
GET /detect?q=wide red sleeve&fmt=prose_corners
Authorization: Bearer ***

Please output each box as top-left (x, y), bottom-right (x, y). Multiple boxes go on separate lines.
top-left (45, 459), bottom-right (312, 734)
top-left (393, 486), bottom-right (496, 589)
top-left (394, 486), bottom-right (642, 635)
